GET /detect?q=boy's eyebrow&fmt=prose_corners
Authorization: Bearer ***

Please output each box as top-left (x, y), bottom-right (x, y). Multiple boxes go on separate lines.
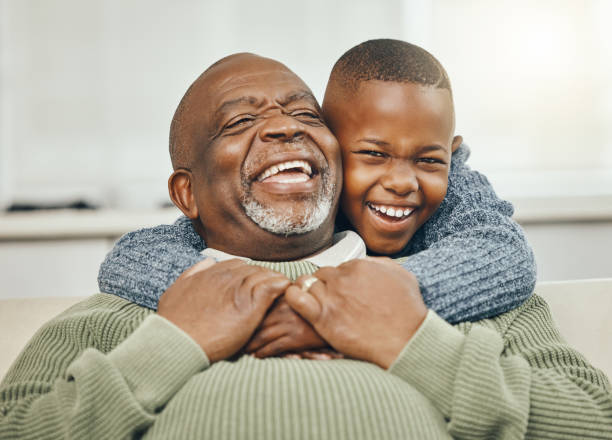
top-left (357, 139), bottom-right (449, 153)
top-left (418, 144), bottom-right (448, 153)
top-left (358, 138), bottom-right (391, 147)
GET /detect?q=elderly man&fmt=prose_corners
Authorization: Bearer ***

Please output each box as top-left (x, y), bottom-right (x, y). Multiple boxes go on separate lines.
top-left (1, 54), bottom-right (611, 439)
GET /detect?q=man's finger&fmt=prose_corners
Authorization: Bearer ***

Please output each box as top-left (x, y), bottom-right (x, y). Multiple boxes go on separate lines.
top-left (285, 285), bottom-right (322, 324)
top-left (242, 271), bottom-right (289, 303)
top-left (282, 353), bottom-right (302, 360)
top-left (298, 350), bottom-right (333, 360)
top-left (250, 276), bottom-right (291, 314)
top-left (254, 335), bottom-right (295, 358)
top-left (311, 266), bottom-right (338, 283)
top-left (179, 257), bottom-right (216, 279)
top-left (244, 324), bottom-right (287, 353)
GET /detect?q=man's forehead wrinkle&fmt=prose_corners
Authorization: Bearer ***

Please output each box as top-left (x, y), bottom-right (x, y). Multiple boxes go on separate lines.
top-left (213, 70), bottom-right (303, 94)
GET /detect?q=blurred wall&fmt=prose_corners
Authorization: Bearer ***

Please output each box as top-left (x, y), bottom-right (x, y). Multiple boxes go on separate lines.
top-left (2, 0), bottom-right (611, 208)
top-left (1, 0), bottom-right (611, 294)
top-left (1, 0), bottom-right (408, 208)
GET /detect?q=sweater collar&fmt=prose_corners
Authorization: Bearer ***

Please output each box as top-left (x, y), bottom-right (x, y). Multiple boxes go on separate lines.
top-left (201, 230), bottom-right (366, 267)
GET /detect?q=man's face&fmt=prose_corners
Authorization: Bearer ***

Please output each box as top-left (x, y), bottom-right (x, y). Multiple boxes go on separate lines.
top-left (183, 56), bottom-right (341, 259)
top-left (323, 80), bottom-right (458, 255)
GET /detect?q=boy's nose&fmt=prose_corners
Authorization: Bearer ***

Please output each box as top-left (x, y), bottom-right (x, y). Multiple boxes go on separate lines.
top-left (258, 114), bottom-right (305, 142)
top-left (380, 162), bottom-right (419, 195)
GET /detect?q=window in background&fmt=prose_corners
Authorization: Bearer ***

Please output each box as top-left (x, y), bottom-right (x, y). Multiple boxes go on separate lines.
top-left (405, 0), bottom-right (612, 199)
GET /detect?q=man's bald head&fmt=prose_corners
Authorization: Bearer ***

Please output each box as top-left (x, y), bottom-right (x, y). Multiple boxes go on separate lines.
top-left (169, 53), bottom-right (298, 170)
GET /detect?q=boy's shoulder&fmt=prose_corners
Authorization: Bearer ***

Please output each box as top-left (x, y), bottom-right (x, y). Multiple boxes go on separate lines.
top-left (451, 143), bottom-right (471, 167)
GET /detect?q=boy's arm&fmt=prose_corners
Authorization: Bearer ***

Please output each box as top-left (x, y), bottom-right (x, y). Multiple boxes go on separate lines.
top-left (0, 302), bottom-right (209, 439)
top-left (389, 295), bottom-right (612, 440)
top-left (398, 144), bottom-right (537, 323)
top-left (98, 215), bottom-right (206, 309)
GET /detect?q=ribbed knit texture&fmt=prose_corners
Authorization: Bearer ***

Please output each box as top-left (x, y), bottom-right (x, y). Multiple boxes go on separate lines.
top-left (97, 144), bottom-right (537, 322)
top-left (3, 259), bottom-right (612, 439)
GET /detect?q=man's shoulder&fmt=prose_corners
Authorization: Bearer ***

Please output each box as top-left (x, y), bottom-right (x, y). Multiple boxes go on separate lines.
top-left (456, 295), bottom-right (558, 343)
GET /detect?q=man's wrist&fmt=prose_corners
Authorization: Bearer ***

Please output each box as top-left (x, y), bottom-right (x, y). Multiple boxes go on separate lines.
top-left (376, 307), bottom-right (429, 369)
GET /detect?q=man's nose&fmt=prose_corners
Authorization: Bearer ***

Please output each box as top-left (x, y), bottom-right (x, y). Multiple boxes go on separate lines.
top-left (258, 114), bottom-right (305, 142)
top-left (380, 161), bottom-right (419, 195)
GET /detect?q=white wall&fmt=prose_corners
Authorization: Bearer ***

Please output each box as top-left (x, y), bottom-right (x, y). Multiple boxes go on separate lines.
top-left (1, 1), bottom-right (611, 293)
top-left (523, 221), bottom-right (612, 281)
top-left (2, 0), bottom-right (611, 208)
top-left (0, 0), bottom-right (407, 208)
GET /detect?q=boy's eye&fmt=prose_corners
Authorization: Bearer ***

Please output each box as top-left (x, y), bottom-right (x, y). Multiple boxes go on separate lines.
top-left (418, 157), bottom-right (445, 165)
top-left (356, 150), bottom-right (386, 158)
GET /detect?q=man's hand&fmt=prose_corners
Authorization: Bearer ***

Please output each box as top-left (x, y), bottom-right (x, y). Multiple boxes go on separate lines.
top-left (158, 258), bottom-right (290, 363)
top-left (244, 296), bottom-right (328, 357)
top-left (285, 257), bottom-right (427, 369)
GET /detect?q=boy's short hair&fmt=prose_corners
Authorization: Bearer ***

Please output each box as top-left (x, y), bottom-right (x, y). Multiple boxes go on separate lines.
top-left (328, 39), bottom-right (451, 95)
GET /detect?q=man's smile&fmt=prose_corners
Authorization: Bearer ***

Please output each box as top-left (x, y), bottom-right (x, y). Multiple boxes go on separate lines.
top-left (257, 159), bottom-right (313, 182)
top-left (246, 147), bottom-right (326, 196)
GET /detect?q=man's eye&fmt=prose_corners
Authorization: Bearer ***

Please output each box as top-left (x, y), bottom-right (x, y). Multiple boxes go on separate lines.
top-left (293, 111), bottom-right (320, 120)
top-left (226, 116), bottom-right (254, 129)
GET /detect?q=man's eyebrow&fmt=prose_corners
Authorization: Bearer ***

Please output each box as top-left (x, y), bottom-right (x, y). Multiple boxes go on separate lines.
top-left (278, 90), bottom-right (320, 109)
top-left (215, 96), bottom-right (261, 117)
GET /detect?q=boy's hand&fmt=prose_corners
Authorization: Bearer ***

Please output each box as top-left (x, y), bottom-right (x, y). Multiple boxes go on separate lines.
top-left (158, 258), bottom-right (290, 363)
top-left (285, 257), bottom-right (427, 369)
top-left (244, 296), bottom-right (328, 358)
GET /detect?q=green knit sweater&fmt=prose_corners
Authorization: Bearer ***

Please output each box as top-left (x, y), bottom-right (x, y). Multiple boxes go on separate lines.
top-left (1, 261), bottom-right (611, 439)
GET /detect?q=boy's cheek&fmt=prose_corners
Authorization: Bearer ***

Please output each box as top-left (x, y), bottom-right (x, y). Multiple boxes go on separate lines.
top-left (421, 173), bottom-right (449, 206)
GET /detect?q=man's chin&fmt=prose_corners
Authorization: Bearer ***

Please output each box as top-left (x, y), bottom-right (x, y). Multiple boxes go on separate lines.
top-left (242, 198), bottom-right (332, 236)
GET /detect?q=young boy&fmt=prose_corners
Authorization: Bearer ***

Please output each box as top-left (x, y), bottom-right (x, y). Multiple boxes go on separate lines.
top-left (98, 39), bottom-right (536, 353)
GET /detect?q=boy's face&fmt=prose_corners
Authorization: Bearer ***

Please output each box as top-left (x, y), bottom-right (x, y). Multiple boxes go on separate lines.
top-left (323, 80), bottom-right (461, 254)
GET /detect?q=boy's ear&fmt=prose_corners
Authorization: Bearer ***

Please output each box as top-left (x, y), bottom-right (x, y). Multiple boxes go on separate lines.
top-left (168, 169), bottom-right (199, 220)
top-left (451, 135), bottom-right (463, 153)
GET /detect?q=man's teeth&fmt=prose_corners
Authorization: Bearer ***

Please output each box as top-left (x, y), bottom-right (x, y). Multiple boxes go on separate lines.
top-left (257, 160), bottom-right (312, 182)
top-left (370, 203), bottom-right (413, 218)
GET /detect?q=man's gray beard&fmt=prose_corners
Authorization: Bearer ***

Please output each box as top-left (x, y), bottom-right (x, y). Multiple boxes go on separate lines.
top-left (241, 172), bottom-right (335, 236)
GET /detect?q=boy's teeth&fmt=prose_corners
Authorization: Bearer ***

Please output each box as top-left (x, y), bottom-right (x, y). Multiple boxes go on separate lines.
top-left (370, 203), bottom-right (413, 219)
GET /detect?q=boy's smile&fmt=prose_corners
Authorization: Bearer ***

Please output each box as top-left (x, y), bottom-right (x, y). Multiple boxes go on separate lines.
top-left (323, 80), bottom-right (462, 254)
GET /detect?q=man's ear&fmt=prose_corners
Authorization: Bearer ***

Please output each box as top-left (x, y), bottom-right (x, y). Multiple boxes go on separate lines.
top-left (168, 169), bottom-right (199, 219)
top-left (451, 135), bottom-right (463, 153)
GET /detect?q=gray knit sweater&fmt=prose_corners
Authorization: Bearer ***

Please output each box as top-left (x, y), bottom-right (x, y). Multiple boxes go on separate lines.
top-left (98, 144), bottom-right (537, 323)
